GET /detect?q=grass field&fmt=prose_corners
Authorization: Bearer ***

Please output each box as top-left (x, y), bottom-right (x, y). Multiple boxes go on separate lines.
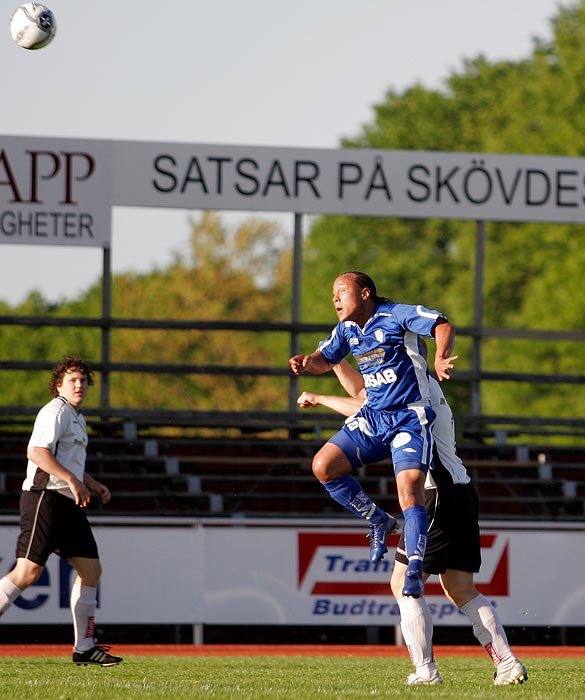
top-left (0, 650), bottom-right (583, 700)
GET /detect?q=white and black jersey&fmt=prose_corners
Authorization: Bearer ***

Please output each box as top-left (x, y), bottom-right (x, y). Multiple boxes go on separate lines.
top-left (426, 377), bottom-right (470, 488)
top-left (396, 378), bottom-right (481, 574)
top-left (22, 396), bottom-right (88, 500)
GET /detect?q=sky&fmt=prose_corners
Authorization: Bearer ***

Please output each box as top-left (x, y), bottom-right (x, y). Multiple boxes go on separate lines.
top-left (0, 0), bottom-right (565, 305)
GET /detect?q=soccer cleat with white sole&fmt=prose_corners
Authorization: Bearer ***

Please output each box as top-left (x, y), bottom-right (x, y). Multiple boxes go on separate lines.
top-left (367, 510), bottom-right (398, 563)
top-left (73, 644), bottom-right (123, 667)
top-left (493, 660), bottom-right (528, 685)
top-left (406, 671), bottom-right (443, 685)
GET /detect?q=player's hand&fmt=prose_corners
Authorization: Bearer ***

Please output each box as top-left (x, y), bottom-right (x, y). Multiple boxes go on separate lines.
top-left (289, 354), bottom-right (312, 375)
top-left (93, 481), bottom-right (112, 503)
top-left (70, 478), bottom-right (91, 508)
top-left (297, 391), bottom-right (319, 408)
top-left (435, 354), bottom-right (459, 381)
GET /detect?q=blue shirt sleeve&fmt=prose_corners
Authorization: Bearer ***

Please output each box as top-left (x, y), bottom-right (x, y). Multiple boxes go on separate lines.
top-left (318, 325), bottom-right (350, 365)
top-left (392, 304), bottom-right (447, 337)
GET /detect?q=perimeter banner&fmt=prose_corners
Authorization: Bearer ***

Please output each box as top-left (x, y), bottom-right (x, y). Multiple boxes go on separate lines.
top-left (0, 521), bottom-right (582, 626)
top-left (0, 136), bottom-right (112, 246)
top-left (0, 525), bottom-right (204, 624)
top-left (113, 141), bottom-right (585, 223)
top-left (4, 134), bottom-right (585, 245)
top-left (201, 524), bottom-right (584, 627)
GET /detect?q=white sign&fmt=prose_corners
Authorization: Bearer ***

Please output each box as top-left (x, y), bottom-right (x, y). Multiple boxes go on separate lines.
top-left (0, 519), bottom-right (582, 628)
top-left (113, 140), bottom-right (585, 223)
top-left (0, 525), bottom-right (203, 624)
top-left (3, 135), bottom-right (585, 239)
top-left (202, 524), bottom-right (585, 627)
top-left (0, 136), bottom-right (112, 247)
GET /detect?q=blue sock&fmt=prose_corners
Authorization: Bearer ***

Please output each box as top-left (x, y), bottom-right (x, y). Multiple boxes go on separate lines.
top-left (403, 504), bottom-right (428, 560)
top-left (322, 474), bottom-right (377, 519)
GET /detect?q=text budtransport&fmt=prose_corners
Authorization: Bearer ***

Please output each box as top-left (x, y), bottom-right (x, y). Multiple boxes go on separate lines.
top-left (312, 599), bottom-right (494, 620)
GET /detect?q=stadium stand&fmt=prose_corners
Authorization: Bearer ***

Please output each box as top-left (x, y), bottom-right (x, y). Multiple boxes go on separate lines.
top-left (1, 417), bottom-right (583, 521)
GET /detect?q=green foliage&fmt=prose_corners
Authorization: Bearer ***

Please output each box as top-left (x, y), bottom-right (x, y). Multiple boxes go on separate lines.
top-left (4, 2), bottom-right (585, 424)
top-left (299, 0), bottom-right (585, 420)
top-left (0, 212), bottom-right (292, 412)
top-left (104, 212), bottom-right (292, 411)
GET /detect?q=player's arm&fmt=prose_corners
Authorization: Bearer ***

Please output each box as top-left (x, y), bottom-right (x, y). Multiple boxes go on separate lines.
top-left (432, 319), bottom-right (459, 381)
top-left (298, 360), bottom-right (365, 416)
top-left (289, 349), bottom-right (334, 376)
top-left (297, 391), bottom-right (363, 417)
top-left (332, 359), bottom-right (366, 399)
top-left (84, 473), bottom-right (112, 504)
top-left (26, 446), bottom-right (91, 507)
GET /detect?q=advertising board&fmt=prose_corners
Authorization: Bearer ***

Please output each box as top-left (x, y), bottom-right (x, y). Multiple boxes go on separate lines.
top-left (0, 519), bottom-right (582, 628)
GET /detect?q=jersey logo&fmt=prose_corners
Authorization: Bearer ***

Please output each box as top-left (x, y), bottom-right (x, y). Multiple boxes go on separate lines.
top-left (374, 329), bottom-right (384, 343)
top-left (363, 368), bottom-right (398, 387)
top-left (356, 348), bottom-right (385, 370)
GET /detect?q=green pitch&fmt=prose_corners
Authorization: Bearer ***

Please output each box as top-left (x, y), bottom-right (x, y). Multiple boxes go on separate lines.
top-left (0, 654), bottom-right (582, 700)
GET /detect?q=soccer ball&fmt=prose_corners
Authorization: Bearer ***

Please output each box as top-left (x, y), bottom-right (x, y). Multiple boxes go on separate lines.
top-left (9, 3), bottom-right (56, 50)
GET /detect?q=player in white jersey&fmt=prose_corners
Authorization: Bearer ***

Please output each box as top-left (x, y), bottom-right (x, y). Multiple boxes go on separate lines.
top-left (298, 358), bottom-right (528, 687)
top-left (0, 357), bottom-right (123, 667)
top-left (290, 271), bottom-right (457, 598)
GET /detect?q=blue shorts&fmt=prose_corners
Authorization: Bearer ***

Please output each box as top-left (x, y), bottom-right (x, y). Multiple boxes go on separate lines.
top-left (328, 403), bottom-right (435, 474)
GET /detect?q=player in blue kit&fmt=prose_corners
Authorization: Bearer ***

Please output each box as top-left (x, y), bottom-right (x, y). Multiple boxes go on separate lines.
top-left (289, 271), bottom-right (457, 598)
top-left (298, 357), bottom-right (528, 687)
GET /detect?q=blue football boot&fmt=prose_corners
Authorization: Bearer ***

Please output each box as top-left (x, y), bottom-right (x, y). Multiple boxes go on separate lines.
top-left (367, 510), bottom-right (398, 563)
top-left (402, 558), bottom-right (424, 598)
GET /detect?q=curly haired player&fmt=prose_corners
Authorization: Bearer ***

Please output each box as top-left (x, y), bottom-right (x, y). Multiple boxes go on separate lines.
top-left (0, 356), bottom-right (122, 667)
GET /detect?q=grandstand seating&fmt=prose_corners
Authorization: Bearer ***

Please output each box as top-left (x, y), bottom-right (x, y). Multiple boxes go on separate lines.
top-left (0, 421), bottom-right (584, 520)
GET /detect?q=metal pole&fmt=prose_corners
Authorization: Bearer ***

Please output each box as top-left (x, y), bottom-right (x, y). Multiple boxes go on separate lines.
top-left (100, 245), bottom-right (112, 409)
top-left (288, 213), bottom-right (303, 414)
top-left (471, 220), bottom-right (485, 416)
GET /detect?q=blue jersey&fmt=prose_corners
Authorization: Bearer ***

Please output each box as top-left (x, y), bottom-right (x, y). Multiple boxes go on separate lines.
top-left (318, 302), bottom-right (447, 412)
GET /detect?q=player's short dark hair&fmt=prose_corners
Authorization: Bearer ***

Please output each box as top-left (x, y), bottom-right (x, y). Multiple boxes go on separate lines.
top-left (48, 356), bottom-right (94, 397)
top-left (343, 271), bottom-right (393, 304)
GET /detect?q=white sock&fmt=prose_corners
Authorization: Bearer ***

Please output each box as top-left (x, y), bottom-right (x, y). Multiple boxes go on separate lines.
top-left (71, 584), bottom-right (97, 652)
top-left (461, 593), bottom-right (516, 669)
top-left (397, 595), bottom-right (437, 678)
top-left (0, 577), bottom-right (22, 617)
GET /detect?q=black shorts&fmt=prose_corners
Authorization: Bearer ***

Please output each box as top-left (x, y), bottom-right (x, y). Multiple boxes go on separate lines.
top-left (16, 490), bottom-right (99, 566)
top-left (395, 478), bottom-right (481, 575)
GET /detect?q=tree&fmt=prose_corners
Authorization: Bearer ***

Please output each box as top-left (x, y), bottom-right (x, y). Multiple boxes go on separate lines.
top-left (298, 0), bottom-right (585, 421)
top-left (105, 211), bottom-right (292, 412)
top-left (0, 212), bottom-right (292, 413)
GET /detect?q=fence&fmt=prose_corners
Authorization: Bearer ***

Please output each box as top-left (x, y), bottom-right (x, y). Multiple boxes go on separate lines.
top-left (2, 314), bottom-right (585, 442)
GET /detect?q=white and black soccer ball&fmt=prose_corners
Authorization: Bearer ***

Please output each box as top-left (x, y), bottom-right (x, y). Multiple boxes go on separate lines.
top-left (10, 3), bottom-right (56, 50)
